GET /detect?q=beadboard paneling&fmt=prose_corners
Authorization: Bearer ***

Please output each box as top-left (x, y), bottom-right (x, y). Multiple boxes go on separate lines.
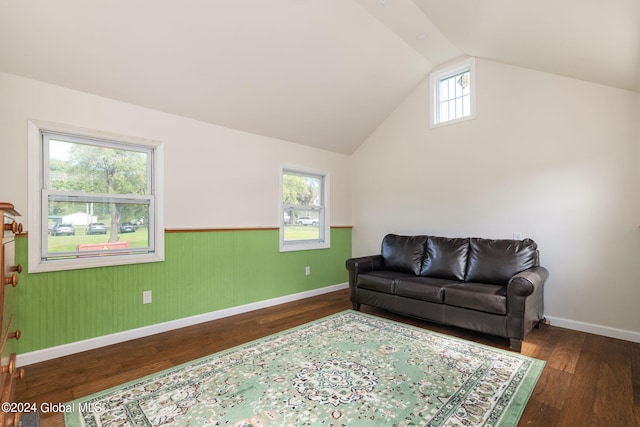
top-left (13, 227), bottom-right (351, 354)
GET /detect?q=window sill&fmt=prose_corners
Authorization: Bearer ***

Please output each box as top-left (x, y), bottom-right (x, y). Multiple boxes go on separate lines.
top-left (28, 252), bottom-right (165, 273)
top-left (279, 240), bottom-right (330, 252)
top-left (430, 114), bottom-right (476, 129)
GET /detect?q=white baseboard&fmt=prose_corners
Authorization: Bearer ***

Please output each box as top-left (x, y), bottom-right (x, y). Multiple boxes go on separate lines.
top-left (545, 315), bottom-right (640, 344)
top-left (17, 283), bottom-right (349, 367)
top-left (20, 287), bottom-right (638, 367)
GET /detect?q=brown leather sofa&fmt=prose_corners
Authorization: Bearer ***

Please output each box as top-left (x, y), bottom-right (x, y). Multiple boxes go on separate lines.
top-left (346, 234), bottom-right (549, 351)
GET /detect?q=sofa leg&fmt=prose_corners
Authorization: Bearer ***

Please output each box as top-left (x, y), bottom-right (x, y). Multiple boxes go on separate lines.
top-left (510, 338), bottom-right (522, 352)
top-left (352, 302), bottom-right (361, 311)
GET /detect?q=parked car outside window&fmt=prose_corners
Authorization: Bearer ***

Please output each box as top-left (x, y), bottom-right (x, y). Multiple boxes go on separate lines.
top-left (296, 216), bottom-right (318, 226)
top-left (50, 223), bottom-right (75, 236)
top-left (86, 222), bottom-right (107, 235)
top-left (119, 223), bottom-right (136, 233)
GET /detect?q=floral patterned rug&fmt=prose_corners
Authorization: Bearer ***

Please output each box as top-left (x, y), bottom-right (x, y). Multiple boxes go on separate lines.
top-left (64, 311), bottom-right (544, 426)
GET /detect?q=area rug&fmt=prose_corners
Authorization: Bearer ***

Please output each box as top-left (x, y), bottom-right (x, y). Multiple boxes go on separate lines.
top-left (64, 310), bottom-right (544, 426)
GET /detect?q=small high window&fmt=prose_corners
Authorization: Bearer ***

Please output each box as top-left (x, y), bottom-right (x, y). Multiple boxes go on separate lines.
top-left (430, 57), bottom-right (476, 128)
top-left (280, 167), bottom-right (329, 252)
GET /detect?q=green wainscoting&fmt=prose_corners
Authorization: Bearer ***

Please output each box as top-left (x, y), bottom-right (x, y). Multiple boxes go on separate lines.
top-left (13, 227), bottom-right (351, 354)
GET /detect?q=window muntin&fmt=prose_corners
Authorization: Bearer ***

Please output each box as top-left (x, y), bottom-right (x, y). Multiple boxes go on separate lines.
top-left (28, 121), bottom-right (164, 272)
top-left (280, 168), bottom-right (329, 251)
top-left (430, 57), bottom-right (476, 128)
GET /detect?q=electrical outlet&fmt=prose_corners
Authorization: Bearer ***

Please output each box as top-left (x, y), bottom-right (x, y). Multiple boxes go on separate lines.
top-left (513, 232), bottom-right (523, 240)
top-left (305, 266), bottom-right (311, 276)
top-left (143, 290), bottom-right (152, 304)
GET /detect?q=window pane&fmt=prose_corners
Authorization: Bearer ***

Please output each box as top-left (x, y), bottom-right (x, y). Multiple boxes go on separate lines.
top-left (455, 97), bottom-right (463, 119)
top-left (447, 77), bottom-right (455, 99)
top-left (463, 94), bottom-right (471, 116)
top-left (282, 173), bottom-right (321, 207)
top-left (48, 138), bottom-right (148, 195)
top-left (46, 197), bottom-right (150, 257)
top-left (283, 209), bottom-right (321, 242)
top-left (462, 72), bottom-right (471, 95)
top-left (455, 76), bottom-right (463, 98)
top-left (282, 171), bottom-right (323, 243)
top-left (440, 101), bottom-right (449, 122)
top-left (439, 80), bottom-right (448, 97)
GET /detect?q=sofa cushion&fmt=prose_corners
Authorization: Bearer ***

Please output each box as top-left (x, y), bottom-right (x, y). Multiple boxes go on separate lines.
top-left (465, 238), bottom-right (538, 285)
top-left (358, 271), bottom-right (411, 294)
top-left (420, 236), bottom-right (469, 280)
top-left (395, 277), bottom-right (459, 303)
top-left (381, 234), bottom-right (428, 275)
top-left (444, 282), bottom-right (507, 315)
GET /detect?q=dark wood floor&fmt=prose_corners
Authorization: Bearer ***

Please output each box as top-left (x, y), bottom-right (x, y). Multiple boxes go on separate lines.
top-left (15, 288), bottom-right (640, 426)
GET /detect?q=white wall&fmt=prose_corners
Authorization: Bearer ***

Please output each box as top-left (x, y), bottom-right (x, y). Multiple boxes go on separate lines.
top-left (4, 62), bottom-right (640, 341)
top-left (352, 58), bottom-right (640, 340)
top-left (0, 72), bottom-right (352, 229)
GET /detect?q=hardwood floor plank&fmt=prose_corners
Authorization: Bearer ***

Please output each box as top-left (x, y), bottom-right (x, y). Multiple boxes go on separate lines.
top-left (519, 401), bottom-right (562, 427)
top-left (554, 334), bottom-right (603, 426)
top-left (546, 328), bottom-right (587, 374)
top-left (632, 342), bottom-right (640, 426)
top-left (13, 289), bottom-right (640, 427)
top-left (529, 366), bottom-right (572, 411)
top-left (591, 338), bottom-right (635, 426)
top-left (70, 361), bottom-right (175, 399)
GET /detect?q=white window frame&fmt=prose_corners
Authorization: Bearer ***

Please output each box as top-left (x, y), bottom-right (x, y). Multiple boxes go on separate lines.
top-left (430, 57), bottom-right (476, 128)
top-left (28, 120), bottom-right (165, 273)
top-left (279, 166), bottom-right (330, 252)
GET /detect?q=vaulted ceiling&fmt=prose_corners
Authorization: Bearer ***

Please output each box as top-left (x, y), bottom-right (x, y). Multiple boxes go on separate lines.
top-left (1, 0), bottom-right (638, 154)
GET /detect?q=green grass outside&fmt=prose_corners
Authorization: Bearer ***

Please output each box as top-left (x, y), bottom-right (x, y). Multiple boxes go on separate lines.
top-left (48, 227), bottom-right (149, 252)
top-left (283, 225), bottom-right (320, 241)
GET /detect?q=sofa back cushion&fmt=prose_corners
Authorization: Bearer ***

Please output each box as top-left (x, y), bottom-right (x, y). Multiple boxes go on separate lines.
top-left (381, 234), bottom-right (427, 275)
top-left (465, 238), bottom-right (538, 285)
top-left (420, 236), bottom-right (469, 281)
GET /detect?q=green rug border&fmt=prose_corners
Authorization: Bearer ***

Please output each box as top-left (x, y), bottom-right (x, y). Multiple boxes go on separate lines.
top-left (64, 310), bottom-right (545, 426)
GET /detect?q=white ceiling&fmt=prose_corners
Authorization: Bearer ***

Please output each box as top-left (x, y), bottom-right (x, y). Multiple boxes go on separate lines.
top-left (1, 0), bottom-right (638, 154)
top-left (412, 0), bottom-right (640, 95)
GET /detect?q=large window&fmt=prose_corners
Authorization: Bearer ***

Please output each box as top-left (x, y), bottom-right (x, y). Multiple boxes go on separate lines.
top-left (28, 121), bottom-right (164, 272)
top-left (280, 167), bottom-right (329, 251)
top-left (430, 57), bottom-right (476, 128)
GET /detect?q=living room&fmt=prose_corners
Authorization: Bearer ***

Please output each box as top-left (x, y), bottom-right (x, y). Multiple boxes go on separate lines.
top-left (0, 1), bottom-right (639, 425)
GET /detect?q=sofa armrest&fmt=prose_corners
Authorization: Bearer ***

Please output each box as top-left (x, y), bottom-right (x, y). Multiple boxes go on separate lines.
top-left (345, 255), bottom-right (384, 303)
top-left (507, 266), bottom-right (549, 347)
top-left (345, 255), bottom-right (385, 276)
top-left (507, 266), bottom-right (549, 297)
